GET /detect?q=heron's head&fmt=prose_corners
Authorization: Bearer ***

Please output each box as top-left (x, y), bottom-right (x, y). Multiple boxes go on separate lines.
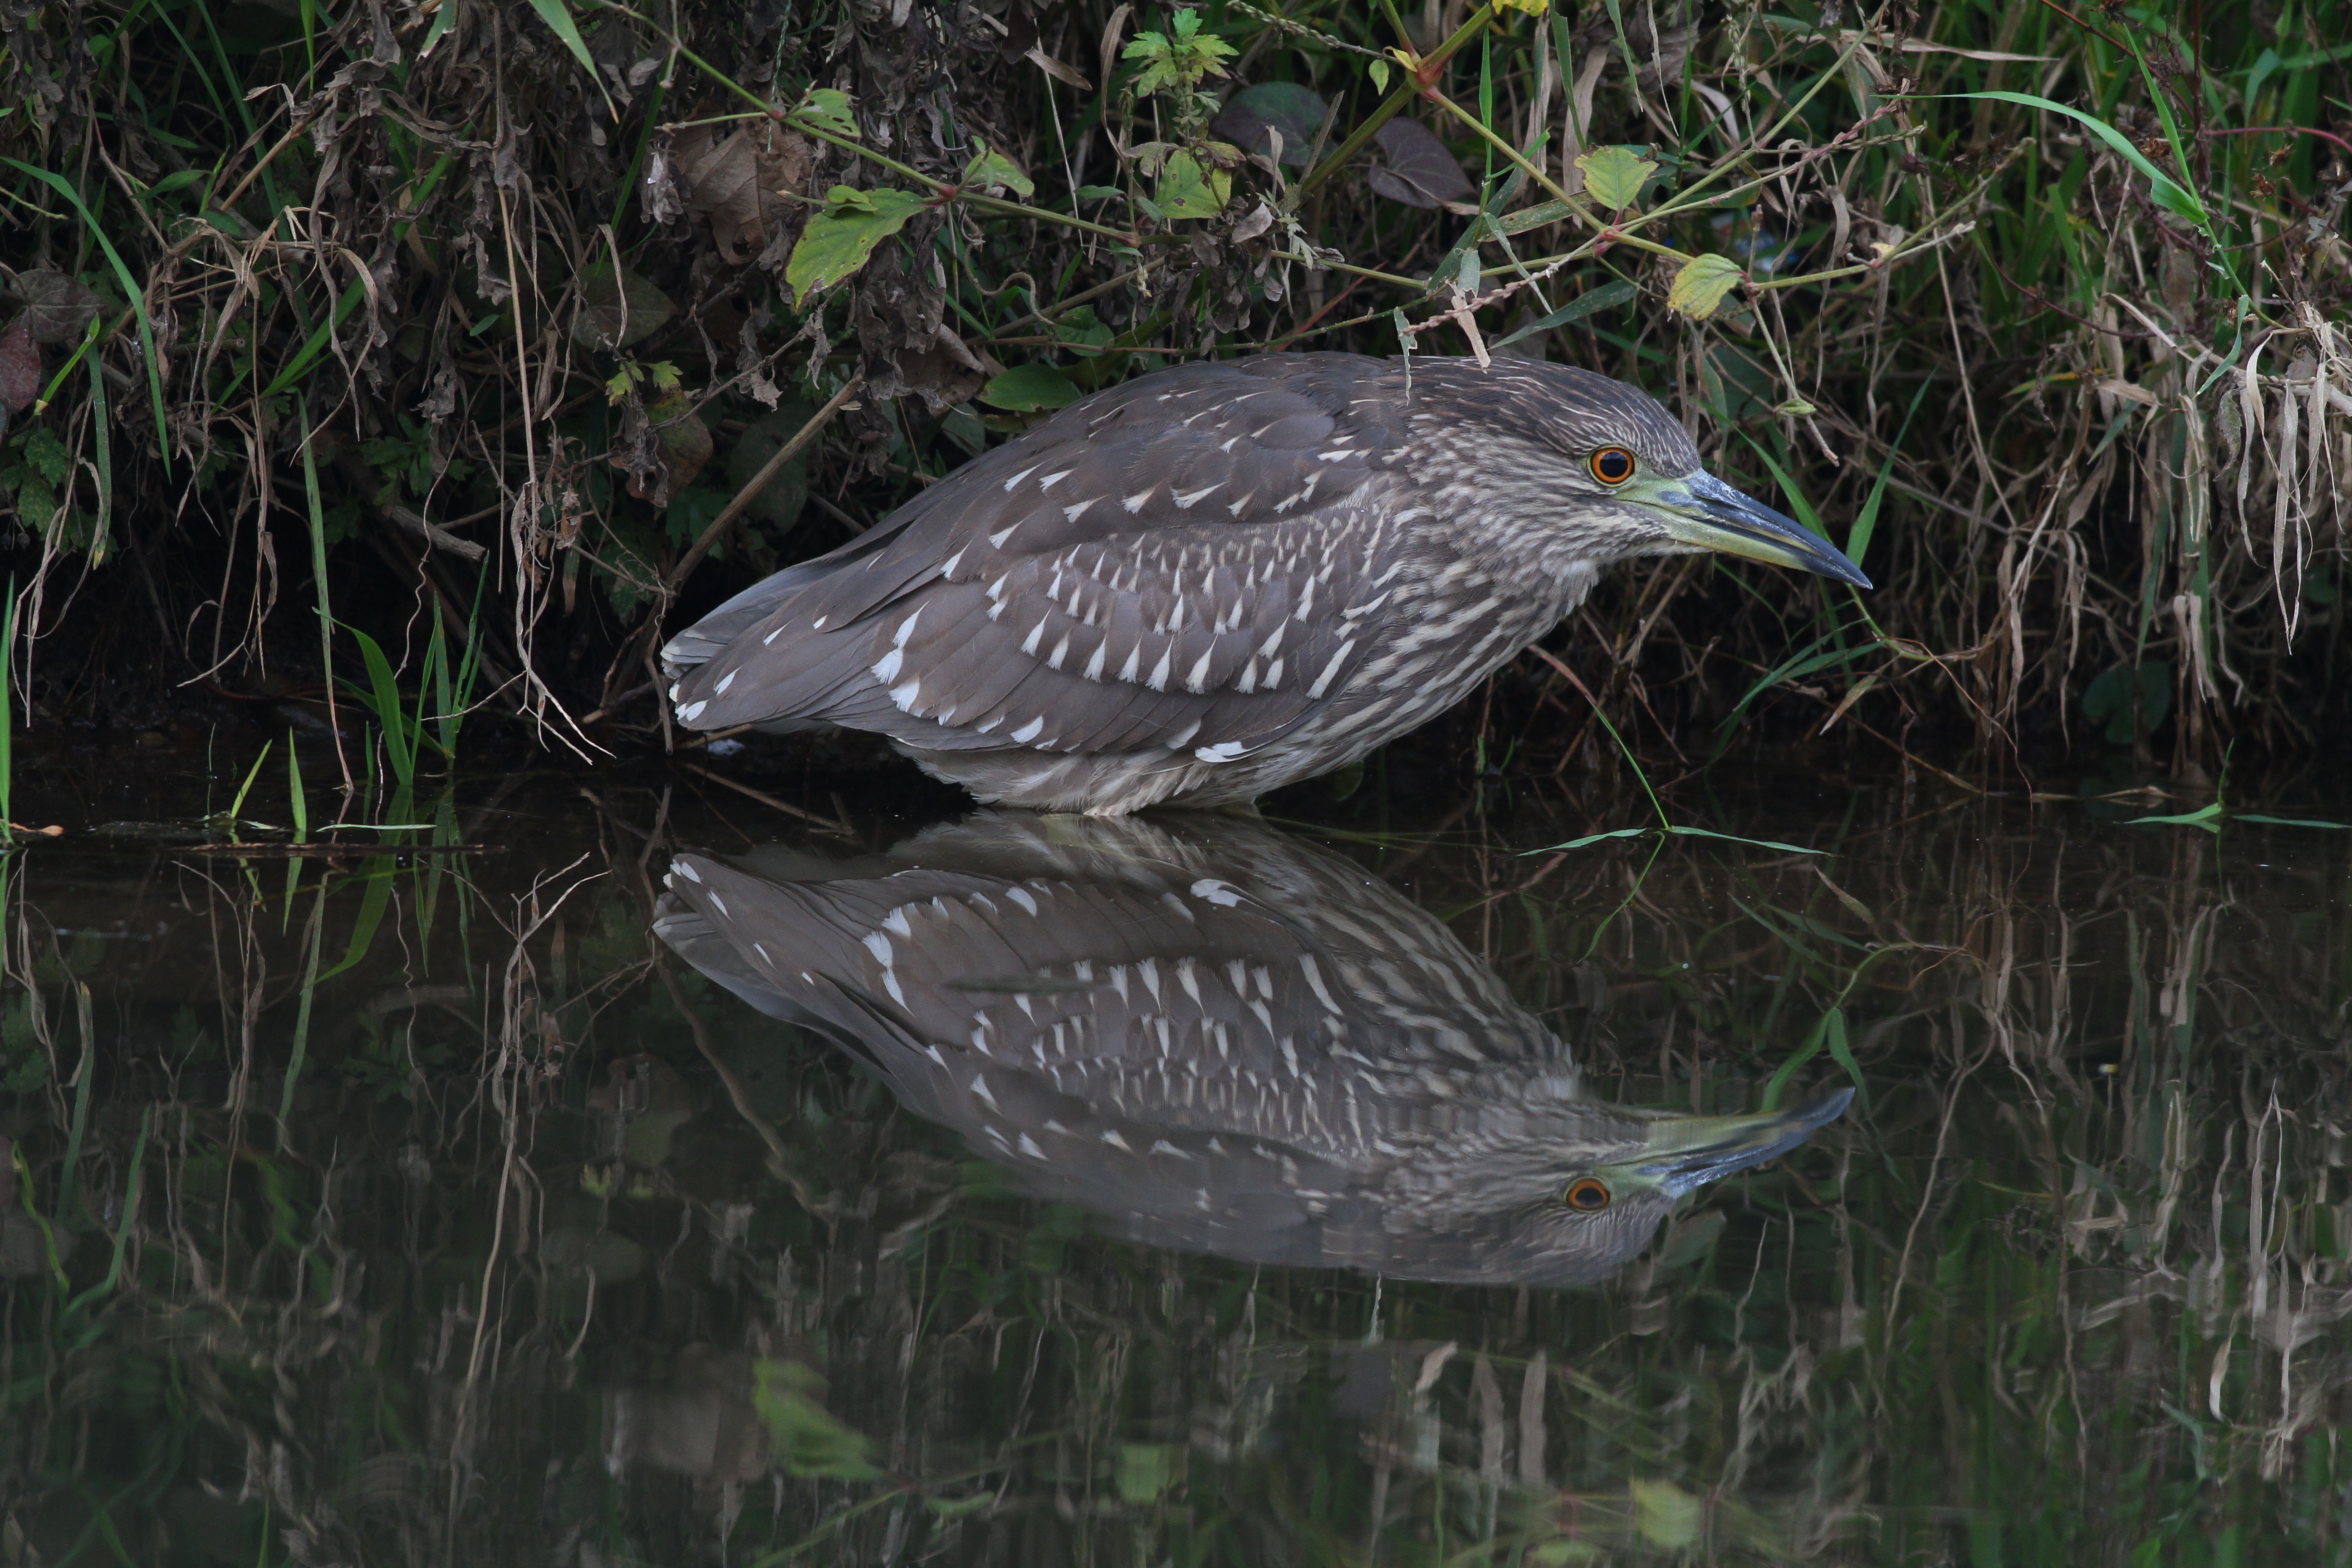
top-left (1397, 1087), bottom-right (1855, 1286)
top-left (1408, 359), bottom-right (1871, 589)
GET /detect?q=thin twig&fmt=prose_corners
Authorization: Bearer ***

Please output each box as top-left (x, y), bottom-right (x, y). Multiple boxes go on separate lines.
top-left (678, 762), bottom-right (857, 836)
top-left (665, 374), bottom-right (864, 590)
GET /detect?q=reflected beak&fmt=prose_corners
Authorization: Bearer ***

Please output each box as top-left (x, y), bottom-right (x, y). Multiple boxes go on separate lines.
top-left (1653, 471), bottom-right (1872, 588)
top-left (1607, 1088), bottom-right (1854, 1197)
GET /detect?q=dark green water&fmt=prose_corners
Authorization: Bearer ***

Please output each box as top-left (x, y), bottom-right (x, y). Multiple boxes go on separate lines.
top-left (4, 758), bottom-right (2352, 1564)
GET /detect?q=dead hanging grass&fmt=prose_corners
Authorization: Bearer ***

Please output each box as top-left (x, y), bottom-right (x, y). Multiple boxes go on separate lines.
top-left (0, 0), bottom-right (2345, 772)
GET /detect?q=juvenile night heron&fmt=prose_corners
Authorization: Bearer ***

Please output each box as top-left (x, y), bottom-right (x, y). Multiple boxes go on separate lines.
top-left (653, 813), bottom-right (1850, 1286)
top-left (661, 354), bottom-right (1868, 815)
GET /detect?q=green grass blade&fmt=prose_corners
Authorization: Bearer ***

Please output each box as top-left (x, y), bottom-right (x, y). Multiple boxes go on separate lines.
top-left (275, 888), bottom-right (328, 1144)
top-left (1761, 1009), bottom-right (1837, 1112)
top-left (0, 158), bottom-right (172, 469)
top-left (257, 277), bottom-right (367, 402)
top-left (287, 735), bottom-right (308, 842)
top-left (523, 0), bottom-right (617, 114)
top-left (0, 578), bottom-right (14, 842)
top-left (1848, 381), bottom-right (1934, 568)
top-left (1661, 825), bottom-right (1825, 856)
top-left (226, 742), bottom-right (273, 827)
top-left (64, 1106), bottom-right (150, 1318)
top-left (341, 624), bottom-right (417, 791)
top-left (1943, 92), bottom-right (2208, 228)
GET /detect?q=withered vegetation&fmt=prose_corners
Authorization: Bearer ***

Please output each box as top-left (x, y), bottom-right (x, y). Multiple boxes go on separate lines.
top-left (0, 0), bottom-right (2346, 778)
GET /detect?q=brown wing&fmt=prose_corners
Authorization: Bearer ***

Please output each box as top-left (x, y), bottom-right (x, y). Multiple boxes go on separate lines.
top-left (665, 354), bottom-right (1416, 759)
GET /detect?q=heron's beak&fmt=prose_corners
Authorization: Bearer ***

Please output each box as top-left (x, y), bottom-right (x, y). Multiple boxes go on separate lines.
top-left (1605, 1088), bottom-right (1854, 1197)
top-left (1651, 471), bottom-right (1872, 589)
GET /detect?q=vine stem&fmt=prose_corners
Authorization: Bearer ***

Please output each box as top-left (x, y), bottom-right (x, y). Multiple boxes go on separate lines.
top-left (595, 1), bottom-right (1138, 245)
top-left (1295, 5), bottom-right (1496, 200)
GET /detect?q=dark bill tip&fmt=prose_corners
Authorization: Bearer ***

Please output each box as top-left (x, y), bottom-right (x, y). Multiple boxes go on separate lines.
top-left (1683, 471), bottom-right (1874, 590)
top-left (1634, 1085), bottom-right (1857, 1197)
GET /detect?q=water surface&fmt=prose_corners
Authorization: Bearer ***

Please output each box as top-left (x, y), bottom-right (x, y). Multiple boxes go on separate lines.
top-left (3, 761), bottom-right (2349, 1564)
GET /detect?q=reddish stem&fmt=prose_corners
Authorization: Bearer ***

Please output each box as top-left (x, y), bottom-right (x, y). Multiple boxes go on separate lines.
top-left (2204, 124), bottom-right (2352, 162)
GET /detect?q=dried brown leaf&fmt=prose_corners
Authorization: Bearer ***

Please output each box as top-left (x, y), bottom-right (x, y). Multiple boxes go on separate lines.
top-left (0, 319), bottom-right (39, 414)
top-left (681, 124), bottom-right (816, 267)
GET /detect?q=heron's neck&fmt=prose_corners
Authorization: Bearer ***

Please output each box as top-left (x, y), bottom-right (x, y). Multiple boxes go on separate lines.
top-left (1400, 505), bottom-right (1608, 625)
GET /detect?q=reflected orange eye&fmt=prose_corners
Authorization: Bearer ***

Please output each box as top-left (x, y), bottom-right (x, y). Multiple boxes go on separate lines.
top-left (1563, 1177), bottom-right (1612, 1211)
top-left (1588, 447), bottom-right (1637, 485)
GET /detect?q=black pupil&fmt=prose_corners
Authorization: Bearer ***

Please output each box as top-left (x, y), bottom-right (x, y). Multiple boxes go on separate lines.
top-left (1595, 451), bottom-right (1631, 482)
top-left (1572, 1182), bottom-right (1604, 1208)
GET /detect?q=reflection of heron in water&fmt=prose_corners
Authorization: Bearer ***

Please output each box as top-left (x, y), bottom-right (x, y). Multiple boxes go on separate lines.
top-left (654, 813), bottom-right (1848, 1287)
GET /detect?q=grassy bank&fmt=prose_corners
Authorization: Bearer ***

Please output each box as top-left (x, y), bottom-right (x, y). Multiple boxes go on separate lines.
top-left (0, 0), bottom-right (2345, 779)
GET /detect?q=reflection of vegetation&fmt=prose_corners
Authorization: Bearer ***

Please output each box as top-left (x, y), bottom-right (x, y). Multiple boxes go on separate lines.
top-left (5, 785), bottom-right (2352, 1559)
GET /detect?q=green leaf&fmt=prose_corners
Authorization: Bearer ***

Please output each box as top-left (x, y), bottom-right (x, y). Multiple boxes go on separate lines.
top-left (978, 363), bottom-right (1082, 412)
top-left (961, 140), bottom-right (1034, 197)
top-left (2127, 801), bottom-right (2224, 830)
top-left (1541, 827), bottom-right (1651, 851)
top-left (1822, 1006), bottom-right (1869, 1110)
top-left (1122, 11), bottom-right (1236, 97)
top-left (1575, 145), bottom-right (1656, 211)
top-left (258, 276), bottom-right (369, 402)
top-left (2082, 661), bottom-right (2171, 745)
top-left (1661, 824), bottom-right (1824, 855)
top-left (753, 1360), bottom-right (881, 1480)
top-left (925, 1493), bottom-right (996, 1519)
top-left (1947, 91), bottom-right (2208, 227)
top-left (1848, 380), bottom-right (1932, 568)
top-left (1117, 1444), bottom-right (1184, 1504)
top-left (2236, 813), bottom-right (2352, 829)
top-left (1368, 58), bottom-right (1390, 94)
top-left (1210, 81), bottom-right (1331, 168)
top-left (20, 429), bottom-right (70, 487)
top-left (1490, 280), bottom-right (1639, 350)
top-left (794, 87), bottom-right (859, 140)
top-left (1155, 151), bottom-right (1229, 220)
top-left (418, 0), bottom-right (456, 57)
top-left (784, 185), bottom-right (932, 299)
top-left (1763, 1007), bottom-right (1867, 1112)
top-left (1666, 253), bottom-right (1744, 319)
top-left (1632, 1478), bottom-right (1703, 1549)
top-left (520, 0), bottom-right (612, 113)
top-left (340, 622), bottom-right (417, 791)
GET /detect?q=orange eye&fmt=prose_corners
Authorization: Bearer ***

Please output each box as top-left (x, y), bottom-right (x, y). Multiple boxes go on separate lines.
top-left (1563, 1177), bottom-right (1612, 1211)
top-left (1588, 447), bottom-right (1637, 485)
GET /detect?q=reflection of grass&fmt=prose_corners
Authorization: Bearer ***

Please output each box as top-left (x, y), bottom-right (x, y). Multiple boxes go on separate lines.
top-left (8, 787), bottom-right (2352, 1560)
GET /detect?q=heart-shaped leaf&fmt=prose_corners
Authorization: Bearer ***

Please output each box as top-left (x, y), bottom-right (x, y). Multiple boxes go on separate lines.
top-left (647, 391), bottom-right (713, 491)
top-left (1575, 144), bottom-right (1657, 211)
top-left (572, 263), bottom-right (675, 352)
top-left (784, 185), bottom-right (932, 299)
top-left (1210, 81), bottom-right (1330, 168)
top-left (726, 401), bottom-right (818, 529)
top-left (1363, 118), bottom-right (1472, 210)
top-left (1666, 253), bottom-right (1744, 319)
